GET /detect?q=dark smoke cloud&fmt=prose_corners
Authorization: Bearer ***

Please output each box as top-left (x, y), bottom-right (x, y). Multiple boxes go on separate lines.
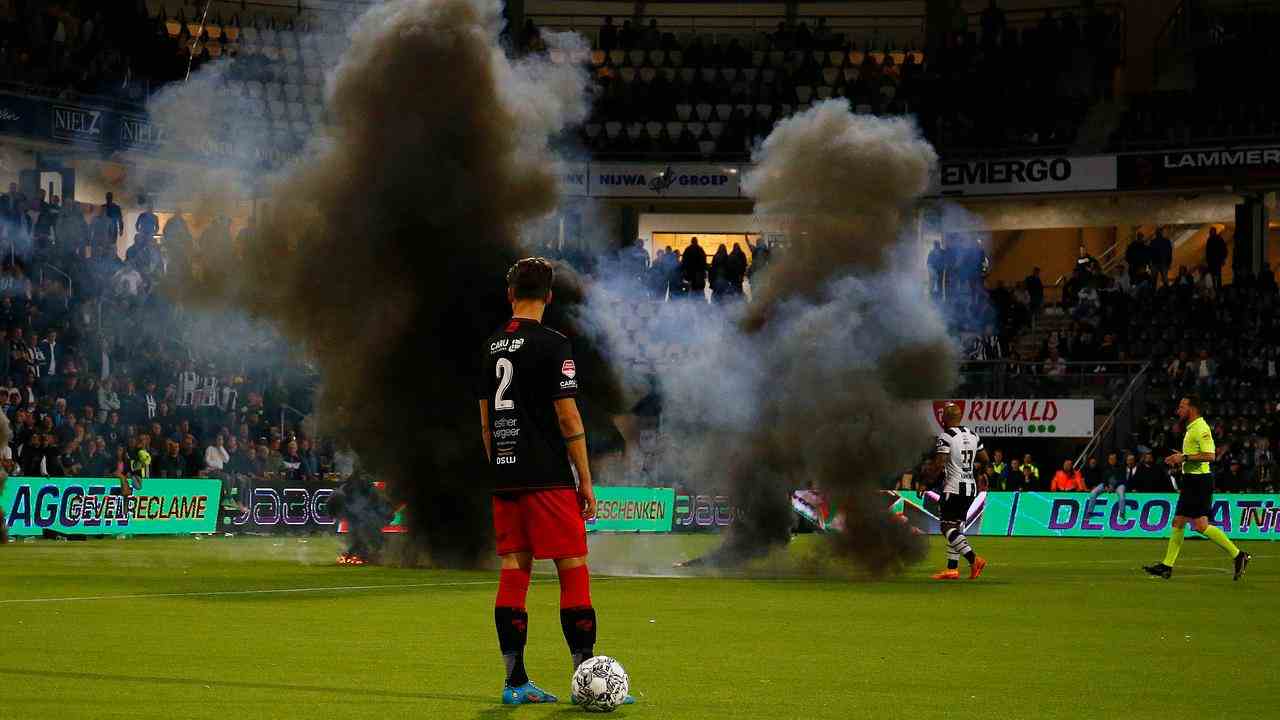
top-left (166, 0), bottom-right (596, 566)
top-left (582, 101), bottom-right (956, 575)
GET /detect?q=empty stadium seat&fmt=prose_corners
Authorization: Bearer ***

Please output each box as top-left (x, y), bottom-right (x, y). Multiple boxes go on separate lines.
top-left (843, 68), bottom-right (860, 83)
top-left (762, 69), bottom-right (776, 83)
top-left (668, 50), bottom-right (683, 66)
top-left (679, 68), bottom-right (695, 84)
top-left (629, 50), bottom-right (646, 66)
top-left (700, 67), bottom-right (716, 83)
top-left (585, 123), bottom-right (602, 138)
top-left (742, 68), bottom-right (758, 83)
top-left (715, 104), bottom-right (732, 121)
top-left (720, 67), bottom-right (737, 83)
top-left (639, 67), bottom-right (657, 83)
top-left (796, 86), bottom-right (812, 103)
top-left (268, 100), bottom-right (286, 118)
top-left (284, 83), bottom-right (301, 102)
top-left (812, 51), bottom-right (826, 65)
top-left (755, 104), bottom-right (773, 119)
top-left (698, 140), bottom-right (716, 156)
top-left (735, 103), bottom-right (753, 117)
top-left (676, 104), bottom-right (692, 121)
top-left (660, 67), bottom-right (676, 82)
top-left (687, 121), bottom-right (705, 136)
top-left (620, 67), bottom-right (636, 83)
top-left (708, 122), bottom-right (724, 138)
top-left (695, 103), bottom-right (713, 121)
top-left (817, 86), bottom-right (832, 99)
top-left (649, 50), bottom-right (666, 66)
top-left (247, 81), bottom-right (264, 99)
top-left (827, 51), bottom-right (845, 67)
top-left (666, 121), bottom-right (684, 138)
top-left (768, 51), bottom-right (784, 67)
top-left (779, 103), bottom-right (792, 116)
top-left (751, 51), bottom-right (765, 67)
top-left (604, 122), bottom-right (622, 139)
top-left (266, 82), bottom-right (283, 100)
top-left (646, 121), bottom-right (663, 138)
top-left (822, 68), bottom-right (839, 85)
top-left (626, 123), bottom-right (643, 141)
top-left (608, 50), bottom-right (625, 66)
top-left (287, 101), bottom-right (305, 119)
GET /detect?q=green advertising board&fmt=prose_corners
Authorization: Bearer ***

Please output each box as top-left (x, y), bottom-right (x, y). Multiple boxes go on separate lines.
top-left (976, 492), bottom-right (1280, 539)
top-left (1, 477), bottom-right (222, 537)
top-left (586, 487), bottom-right (674, 533)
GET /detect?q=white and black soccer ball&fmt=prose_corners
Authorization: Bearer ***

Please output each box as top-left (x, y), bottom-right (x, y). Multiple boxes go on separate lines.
top-left (571, 655), bottom-right (629, 712)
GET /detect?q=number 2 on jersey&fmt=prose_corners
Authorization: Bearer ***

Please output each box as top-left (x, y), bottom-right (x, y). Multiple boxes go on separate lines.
top-left (495, 358), bottom-right (516, 411)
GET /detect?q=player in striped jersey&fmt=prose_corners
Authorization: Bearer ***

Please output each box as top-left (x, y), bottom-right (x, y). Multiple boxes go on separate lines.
top-left (927, 403), bottom-right (989, 580)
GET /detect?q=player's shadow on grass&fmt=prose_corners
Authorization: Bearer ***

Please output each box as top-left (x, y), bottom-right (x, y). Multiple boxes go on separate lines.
top-left (0, 667), bottom-right (489, 705)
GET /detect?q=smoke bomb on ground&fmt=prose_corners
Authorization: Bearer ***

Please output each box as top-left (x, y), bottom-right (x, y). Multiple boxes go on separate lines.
top-left (582, 100), bottom-right (956, 575)
top-left (167, 0), bottom-right (596, 567)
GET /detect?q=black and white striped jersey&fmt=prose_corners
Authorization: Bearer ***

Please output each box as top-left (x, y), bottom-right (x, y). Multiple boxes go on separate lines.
top-left (935, 426), bottom-right (983, 497)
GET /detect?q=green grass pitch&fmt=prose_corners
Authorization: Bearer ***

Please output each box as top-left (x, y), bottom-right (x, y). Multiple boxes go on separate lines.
top-left (1, 534), bottom-right (1274, 719)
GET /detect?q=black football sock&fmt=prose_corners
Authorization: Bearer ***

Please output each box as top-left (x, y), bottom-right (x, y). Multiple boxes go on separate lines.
top-left (560, 607), bottom-right (597, 669)
top-left (947, 558), bottom-right (960, 570)
top-left (964, 550), bottom-right (977, 564)
top-left (495, 607), bottom-right (529, 687)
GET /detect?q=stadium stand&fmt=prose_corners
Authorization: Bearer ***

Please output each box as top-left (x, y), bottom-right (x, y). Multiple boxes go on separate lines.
top-left (2, 0), bottom-right (1276, 499)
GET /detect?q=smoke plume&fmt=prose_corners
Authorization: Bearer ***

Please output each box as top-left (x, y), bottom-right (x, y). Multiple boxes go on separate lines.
top-left (584, 101), bottom-right (956, 574)
top-left (168, 0), bottom-right (596, 566)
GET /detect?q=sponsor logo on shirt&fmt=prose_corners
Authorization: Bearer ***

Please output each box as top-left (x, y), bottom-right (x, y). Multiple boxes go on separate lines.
top-left (561, 360), bottom-right (576, 379)
top-left (560, 380), bottom-right (578, 389)
top-left (508, 339), bottom-right (524, 352)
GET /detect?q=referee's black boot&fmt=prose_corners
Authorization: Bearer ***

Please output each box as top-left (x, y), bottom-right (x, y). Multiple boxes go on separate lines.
top-left (1143, 562), bottom-right (1173, 579)
top-left (1233, 551), bottom-right (1251, 581)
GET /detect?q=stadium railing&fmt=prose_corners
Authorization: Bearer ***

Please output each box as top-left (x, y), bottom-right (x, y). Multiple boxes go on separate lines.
top-left (958, 360), bottom-right (1149, 402)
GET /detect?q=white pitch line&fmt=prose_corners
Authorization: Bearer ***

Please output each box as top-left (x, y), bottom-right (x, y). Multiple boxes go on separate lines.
top-left (0, 578), bottom-right (539, 605)
top-left (1, 554), bottom-right (1268, 604)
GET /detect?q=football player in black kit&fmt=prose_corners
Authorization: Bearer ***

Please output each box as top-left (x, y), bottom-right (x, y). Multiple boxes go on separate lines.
top-left (478, 258), bottom-right (635, 706)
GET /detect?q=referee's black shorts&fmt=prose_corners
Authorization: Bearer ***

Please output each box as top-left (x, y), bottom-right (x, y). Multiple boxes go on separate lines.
top-left (940, 492), bottom-right (974, 523)
top-left (1175, 473), bottom-right (1215, 518)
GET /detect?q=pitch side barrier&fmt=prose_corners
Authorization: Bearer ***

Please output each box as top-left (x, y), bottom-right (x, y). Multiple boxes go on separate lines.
top-left (1, 477), bottom-right (221, 536)
top-left (889, 490), bottom-right (1280, 540)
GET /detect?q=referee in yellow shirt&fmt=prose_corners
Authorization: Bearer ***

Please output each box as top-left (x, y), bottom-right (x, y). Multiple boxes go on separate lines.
top-left (1145, 394), bottom-right (1250, 580)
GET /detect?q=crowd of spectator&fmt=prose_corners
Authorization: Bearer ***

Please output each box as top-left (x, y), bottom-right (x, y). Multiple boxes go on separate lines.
top-left (951, 226), bottom-right (1280, 493)
top-left (543, 236), bottom-right (771, 304)
top-left (2, 178), bottom-right (325, 513)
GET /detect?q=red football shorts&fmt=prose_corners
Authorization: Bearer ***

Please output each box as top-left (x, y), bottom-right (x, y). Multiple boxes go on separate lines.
top-left (492, 488), bottom-right (588, 560)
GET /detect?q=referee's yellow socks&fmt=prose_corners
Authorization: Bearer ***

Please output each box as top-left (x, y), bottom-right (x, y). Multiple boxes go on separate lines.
top-left (1201, 525), bottom-right (1241, 558)
top-left (1163, 526), bottom-right (1185, 566)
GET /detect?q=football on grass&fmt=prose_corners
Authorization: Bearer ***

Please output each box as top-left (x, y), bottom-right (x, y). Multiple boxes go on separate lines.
top-left (571, 655), bottom-right (629, 712)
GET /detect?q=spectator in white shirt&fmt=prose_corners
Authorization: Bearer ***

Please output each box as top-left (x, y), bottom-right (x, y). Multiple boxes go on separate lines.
top-left (205, 433), bottom-right (230, 473)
